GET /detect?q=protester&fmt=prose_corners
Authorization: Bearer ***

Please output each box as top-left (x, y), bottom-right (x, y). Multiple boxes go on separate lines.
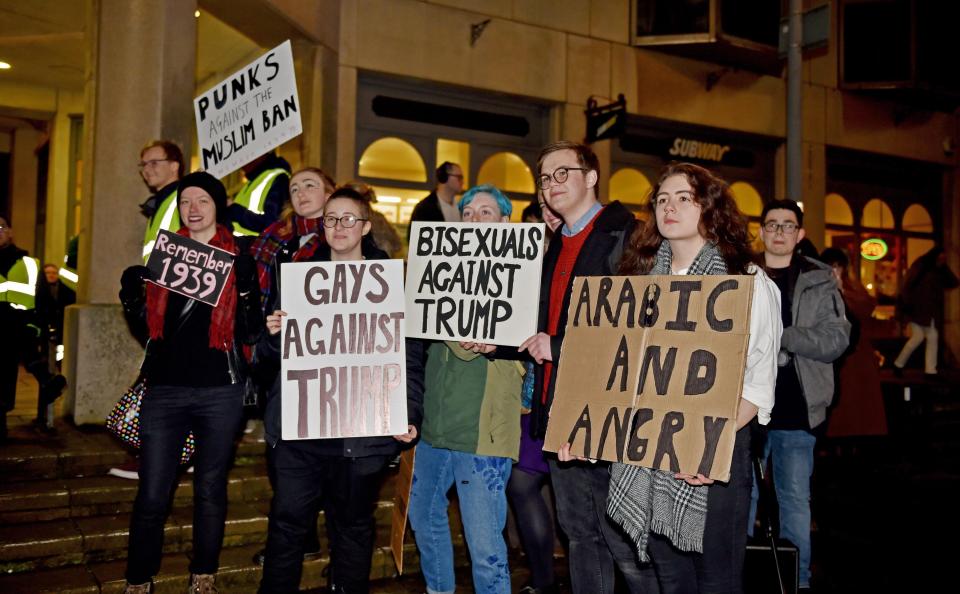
top-left (118, 172), bottom-right (262, 594)
top-left (340, 181), bottom-right (405, 258)
top-left (893, 245), bottom-right (959, 375)
top-left (820, 247), bottom-right (887, 439)
top-left (408, 162), bottom-right (464, 236)
top-left (247, 166), bottom-right (337, 567)
top-left (508, 198), bottom-right (562, 594)
top-left (228, 150), bottom-right (292, 236)
top-left (0, 216), bottom-right (67, 442)
top-left (747, 199), bottom-right (850, 591)
top-left (596, 163), bottom-right (780, 593)
top-left (257, 186), bottom-right (422, 594)
top-left (508, 141), bottom-right (655, 594)
top-left (407, 184), bottom-right (524, 594)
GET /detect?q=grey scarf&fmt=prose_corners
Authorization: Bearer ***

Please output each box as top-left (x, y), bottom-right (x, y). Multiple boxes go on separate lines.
top-left (606, 240), bottom-right (728, 562)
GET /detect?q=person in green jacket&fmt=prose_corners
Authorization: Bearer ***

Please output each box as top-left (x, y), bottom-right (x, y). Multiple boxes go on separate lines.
top-left (408, 185), bottom-right (524, 594)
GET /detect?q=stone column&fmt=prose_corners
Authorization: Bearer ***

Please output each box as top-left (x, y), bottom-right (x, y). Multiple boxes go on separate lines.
top-left (64, 0), bottom-right (197, 424)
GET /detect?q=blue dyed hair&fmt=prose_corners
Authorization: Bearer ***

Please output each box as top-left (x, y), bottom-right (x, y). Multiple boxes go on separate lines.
top-left (458, 184), bottom-right (513, 217)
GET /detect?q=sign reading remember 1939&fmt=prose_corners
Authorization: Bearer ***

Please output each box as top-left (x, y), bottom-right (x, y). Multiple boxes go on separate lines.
top-left (405, 222), bottom-right (545, 347)
top-left (194, 40), bottom-right (302, 179)
top-left (145, 230), bottom-right (235, 307)
top-left (280, 260), bottom-right (408, 441)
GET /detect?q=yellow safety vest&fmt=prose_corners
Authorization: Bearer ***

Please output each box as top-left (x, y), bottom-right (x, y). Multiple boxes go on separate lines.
top-left (143, 187), bottom-right (181, 262)
top-left (0, 255), bottom-right (39, 310)
top-left (232, 168), bottom-right (286, 236)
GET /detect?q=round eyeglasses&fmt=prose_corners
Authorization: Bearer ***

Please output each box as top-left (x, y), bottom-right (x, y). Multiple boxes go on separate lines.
top-left (537, 167), bottom-right (589, 189)
top-left (323, 214), bottom-right (368, 228)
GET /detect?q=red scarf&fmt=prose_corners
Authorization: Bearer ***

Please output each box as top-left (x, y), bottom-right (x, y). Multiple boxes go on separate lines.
top-left (146, 225), bottom-right (237, 351)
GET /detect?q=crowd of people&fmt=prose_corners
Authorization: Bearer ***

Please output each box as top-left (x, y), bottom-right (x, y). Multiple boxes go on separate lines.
top-left (2, 135), bottom-right (956, 594)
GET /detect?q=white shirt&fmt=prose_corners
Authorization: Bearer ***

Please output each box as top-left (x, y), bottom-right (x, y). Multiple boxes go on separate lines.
top-left (673, 265), bottom-right (781, 423)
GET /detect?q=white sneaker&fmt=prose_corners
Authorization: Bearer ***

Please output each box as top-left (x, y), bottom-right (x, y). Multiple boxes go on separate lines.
top-left (108, 460), bottom-right (140, 480)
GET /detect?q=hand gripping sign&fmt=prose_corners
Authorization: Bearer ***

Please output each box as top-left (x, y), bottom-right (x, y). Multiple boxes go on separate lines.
top-left (543, 275), bottom-right (754, 481)
top-left (145, 230), bottom-right (235, 307)
top-left (405, 222), bottom-right (545, 347)
top-left (280, 260), bottom-right (408, 440)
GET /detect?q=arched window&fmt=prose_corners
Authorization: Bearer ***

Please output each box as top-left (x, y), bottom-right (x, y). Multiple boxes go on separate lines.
top-left (609, 168), bottom-right (652, 206)
top-left (729, 182), bottom-right (763, 217)
top-left (861, 198), bottom-right (894, 229)
top-left (476, 152), bottom-right (536, 194)
top-left (902, 204), bottom-right (933, 233)
top-left (358, 137), bottom-right (427, 182)
top-left (825, 193), bottom-right (853, 225)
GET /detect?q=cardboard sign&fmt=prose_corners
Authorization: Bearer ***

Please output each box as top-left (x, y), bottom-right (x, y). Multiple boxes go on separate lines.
top-left (543, 275), bottom-right (754, 481)
top-left (280, 260), bottom-right (408, 440)
top-left (405, 222), bottom-right (545, 346)
top-left (145, 229), bottom-right (235, 307)
top-left (194, 40), bottom-right (302, 179)
top-left (390, 447), bottom-right (416, 574)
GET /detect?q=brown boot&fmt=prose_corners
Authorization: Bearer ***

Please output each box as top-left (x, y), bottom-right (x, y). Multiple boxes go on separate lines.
top-left (187, 573), bottom-right (218, 594)
top-left (123, 583), bottom-right (152, 594)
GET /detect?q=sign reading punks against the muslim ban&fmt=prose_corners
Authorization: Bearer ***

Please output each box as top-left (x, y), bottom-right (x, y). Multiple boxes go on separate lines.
top-left (145, 230), bottom-right (234, 307)
top-left (280, 260), bottom-right (408, 440)
top-left (543, 275), bottom-right (754, 482)
top-left (194, 40), bottom-right (302, 179)
top-left (405, 222), bottom-right (546, 347)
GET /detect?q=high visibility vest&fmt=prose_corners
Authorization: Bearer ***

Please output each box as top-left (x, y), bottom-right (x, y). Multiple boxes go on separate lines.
top-left (59, 256), bottom-right (78, 292)
top-left (232, 168), bottom-right (286, 236)
top-left (0, 255), bottom-right (39, 311)
top-left (143, 188), bottom-right (181, 262)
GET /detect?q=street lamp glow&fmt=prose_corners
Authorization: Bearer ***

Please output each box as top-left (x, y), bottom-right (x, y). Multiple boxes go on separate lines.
top-left (0, 61), bottom-right (11, 70)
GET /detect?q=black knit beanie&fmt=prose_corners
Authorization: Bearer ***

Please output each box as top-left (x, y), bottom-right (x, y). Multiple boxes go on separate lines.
top-left (178, 171), bottom-right (229, 224)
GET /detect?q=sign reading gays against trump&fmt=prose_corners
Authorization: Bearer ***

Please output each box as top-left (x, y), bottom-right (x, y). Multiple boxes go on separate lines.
top-left (543, 275), bottom-right (754, 481)
top-left (280, 260), bottom-right (408, 440)
top-left (194, 40), bottom-right (302, 179)
top-left (406, 222), bottom-right (545, 346)
top-left (145, 229), bottom-right (234, 307)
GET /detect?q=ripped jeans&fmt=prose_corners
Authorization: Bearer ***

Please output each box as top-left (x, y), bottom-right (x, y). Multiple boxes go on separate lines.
top-left (408, 441), bottom-right (512, 594)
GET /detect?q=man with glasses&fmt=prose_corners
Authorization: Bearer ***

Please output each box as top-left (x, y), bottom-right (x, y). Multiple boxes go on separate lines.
top-left (752, 199), bottom-right (850, 591)
top-left (510, 141), bottom-right (654, 594)
top-left (409, 162), bottom-right (464, 233)
top-left (138, 140), bottom-right (184, 262)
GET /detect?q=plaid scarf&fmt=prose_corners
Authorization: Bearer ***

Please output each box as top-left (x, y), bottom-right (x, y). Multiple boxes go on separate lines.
top-left (250, 215), bottom-right (324, 311)
top-left (146, 225), bottom-right (237, 351)
top-left (606, 240), bottom-right (727, 562)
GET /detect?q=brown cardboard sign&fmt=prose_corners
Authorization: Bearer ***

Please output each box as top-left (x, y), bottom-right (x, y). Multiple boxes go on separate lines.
top-left (390, 447), bottom-right (416, 574)
top-left (543, 275), bottom-right (754, 481)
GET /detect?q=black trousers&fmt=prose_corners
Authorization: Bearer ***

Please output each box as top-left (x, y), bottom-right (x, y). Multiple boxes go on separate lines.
top-left (259, 441), bottom-right (390, 594)
top-left (125, 383), bottom-right (244, 584)
top-left (646, 426), bottom-right (752, 594)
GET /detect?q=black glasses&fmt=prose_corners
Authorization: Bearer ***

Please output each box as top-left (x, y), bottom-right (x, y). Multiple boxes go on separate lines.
top-left (762, 221), bottom-right (800, 234)
top-left (538, 167), bottom-right (588, 189)
top-left (323, 214), bottom-right (368, 229)
top-left (138, 159), bottom-right (170, 170)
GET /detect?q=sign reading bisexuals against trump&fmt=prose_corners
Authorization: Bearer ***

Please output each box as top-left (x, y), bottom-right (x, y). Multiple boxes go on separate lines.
top-left (194, 40), bottom-right (302, 179)
top-left (543, 275), bottom-right (754, 481)
top-left (405, 222), bottom-right (546, 347)
top-left (280, 260), bottom-right (408, 440)
top-left (145, 230), bottom-right (235, 307)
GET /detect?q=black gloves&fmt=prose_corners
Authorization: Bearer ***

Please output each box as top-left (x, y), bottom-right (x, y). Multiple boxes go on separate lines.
top-left (234, 254), bottom-right (259, 295)
top-left (119, 265), bottom-right (152, 302)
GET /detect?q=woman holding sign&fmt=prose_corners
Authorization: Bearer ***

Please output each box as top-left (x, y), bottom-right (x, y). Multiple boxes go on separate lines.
top-left (119, 172), bottom-right (262, 594)
top-left (596, 162), bottom-right (782, 593)
top-left (257, 186), bottom-right (422, 594)
top-left (407, 185), bottom-right (525, 594)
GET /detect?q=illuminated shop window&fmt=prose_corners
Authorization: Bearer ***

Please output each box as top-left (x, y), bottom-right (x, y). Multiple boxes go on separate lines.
top-left (368, 185), bottom-right (427, 226)
top-left (825, 193), bottom-right (853, 225)
top-left (729, 181), bottom-right (763, 217)
top-left (609, 168), bottom-right (652, 206)
top-left (906, 238), bottom-right (936, 268)
top-left (436, 139), bottom-right (470, 187)
top-left (476, 152), bottom-right (535, 195)
top-left (358, 137), bottom-right (427, 182)
top-left (902, 204), bottom-right (933, 233)
top-left (861, 198), bottom-right (894, 229)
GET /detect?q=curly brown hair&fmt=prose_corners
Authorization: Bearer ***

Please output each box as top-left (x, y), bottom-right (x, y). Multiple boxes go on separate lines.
top-left (618, 162), bottom-right (757, 275)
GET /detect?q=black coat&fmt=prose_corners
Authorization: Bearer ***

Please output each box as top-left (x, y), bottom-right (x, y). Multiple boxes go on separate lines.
top-left (259, 242), bottom-right (424, 456)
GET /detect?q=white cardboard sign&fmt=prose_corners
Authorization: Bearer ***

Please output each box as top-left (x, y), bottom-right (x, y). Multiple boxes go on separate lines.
top-left (194, 40), bottom-right (302, 179)
top-left (405, 222), bottom-right (545, 347)
top-left (280, 260), bottom-right (408, 440)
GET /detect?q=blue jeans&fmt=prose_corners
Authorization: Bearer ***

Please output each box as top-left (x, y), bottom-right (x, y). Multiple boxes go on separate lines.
top-left (748, 429), bottom-right (816, 588)
top-left (408, 441), bottom-right (512, 594)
